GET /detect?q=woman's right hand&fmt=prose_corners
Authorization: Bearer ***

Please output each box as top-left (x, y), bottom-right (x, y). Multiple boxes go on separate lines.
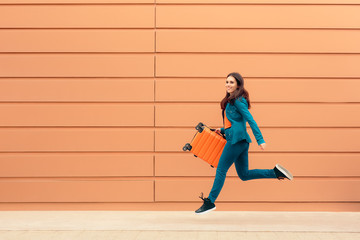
top-left (215, 128), bottom-right (221, 134)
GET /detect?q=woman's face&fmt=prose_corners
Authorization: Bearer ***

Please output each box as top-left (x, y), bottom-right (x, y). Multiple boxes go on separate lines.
top-left (225, 76), bottom-right (238, 94)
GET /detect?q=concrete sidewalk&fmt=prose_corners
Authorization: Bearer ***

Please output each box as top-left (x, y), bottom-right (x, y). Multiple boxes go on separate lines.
top-left (0, 211), bottom-right (359, 239)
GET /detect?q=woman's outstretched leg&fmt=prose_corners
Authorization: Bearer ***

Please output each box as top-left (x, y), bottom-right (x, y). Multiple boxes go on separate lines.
top-left (234, 142), bottom-right (277, 181)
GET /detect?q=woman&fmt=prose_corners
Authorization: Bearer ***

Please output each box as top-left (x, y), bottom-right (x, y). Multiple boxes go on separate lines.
top-left (195, 72), bottom-right (293, 215)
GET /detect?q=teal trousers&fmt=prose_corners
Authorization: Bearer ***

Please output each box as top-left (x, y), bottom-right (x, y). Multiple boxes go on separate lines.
top-left (208, 139), bottom-right (277, 203)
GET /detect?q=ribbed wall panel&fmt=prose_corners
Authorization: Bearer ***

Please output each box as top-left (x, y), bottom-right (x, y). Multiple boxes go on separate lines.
top-left (155, 78), bottom-right (360, 102)
top-left (0, 79), bottom-right (154, 102)
top-left (156, 128), bottom-right (360, 152)
top-left (0, 1), bottom-right (358, 211)
top-left (155, 103), bottom-right (360, 127)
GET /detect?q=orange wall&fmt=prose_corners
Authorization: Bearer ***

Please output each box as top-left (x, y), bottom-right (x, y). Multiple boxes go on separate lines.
top-left (0, 0), bottom-right (359, 211)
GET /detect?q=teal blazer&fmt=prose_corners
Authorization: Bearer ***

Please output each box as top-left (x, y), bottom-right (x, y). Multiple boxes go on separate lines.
top-left (220, 97), bottom-right (265, 145)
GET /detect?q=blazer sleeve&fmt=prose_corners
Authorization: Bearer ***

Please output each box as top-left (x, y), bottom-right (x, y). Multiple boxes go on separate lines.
top-left (234, 98), bottom-right (265, 145)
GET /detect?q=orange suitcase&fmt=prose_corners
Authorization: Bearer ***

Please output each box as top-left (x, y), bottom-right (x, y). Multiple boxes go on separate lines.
top-left (182, 122), bottom-right (227, 168)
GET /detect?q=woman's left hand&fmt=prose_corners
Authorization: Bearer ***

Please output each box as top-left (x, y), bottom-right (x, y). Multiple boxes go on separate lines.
top-left (215, 128), bottom-right (221, 134)
top-left (259, 143), bottom-right (266, 150)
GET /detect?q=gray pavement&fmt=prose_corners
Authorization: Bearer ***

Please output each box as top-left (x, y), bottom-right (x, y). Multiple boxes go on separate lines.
top-left (0, 211), bottom-right (359, 240)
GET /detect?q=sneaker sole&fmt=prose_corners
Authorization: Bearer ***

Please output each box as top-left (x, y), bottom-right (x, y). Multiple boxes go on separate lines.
top-left (195, 206), bottom-right (216, 215)
top-left (276, 164), bottom-right (293, 180)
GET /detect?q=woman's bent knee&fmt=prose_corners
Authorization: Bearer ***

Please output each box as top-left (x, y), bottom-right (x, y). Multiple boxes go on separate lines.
top-left (238, 172), bottom-right (250, 181)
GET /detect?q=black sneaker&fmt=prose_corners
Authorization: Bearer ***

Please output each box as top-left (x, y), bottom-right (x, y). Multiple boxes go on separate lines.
top-left (195, 192), bottom-right (216, 215)
top-left (274, 164), bottom-right (293, 180)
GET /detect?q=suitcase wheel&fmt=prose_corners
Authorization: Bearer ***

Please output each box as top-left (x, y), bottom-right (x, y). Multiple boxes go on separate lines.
top-left (195, 122), bottom-right (204, 132)
top-left (210, 165), bottom-right (214, 168)
top-left (194, 155), bottom-right (198, 158)
top-left (182, 143), bottom-right (192, 151)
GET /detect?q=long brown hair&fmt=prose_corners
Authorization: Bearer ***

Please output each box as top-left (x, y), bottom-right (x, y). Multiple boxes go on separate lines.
top-left (221, 72), bottom-right (251, 114)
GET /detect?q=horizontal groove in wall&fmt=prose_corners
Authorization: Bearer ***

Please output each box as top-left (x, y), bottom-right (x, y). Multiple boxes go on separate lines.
top-left (0, 0), bottom-right (359, 4)
top-left (0, 53), bottom-right (358, 55)
top-left (0, 152), bottom-right (155, 155)
top-left (155, 0), bottom-right (360, 4)
top-left (0, 126), bottom-right (358, 129)
top-left (153, 102), bottom-right (360, 104)
top-left (155, 152), bottom-right (360, 155)
top-left (156, 151), bottom-right (360, 154)
top-left (0, 151), bottom-right (158, 153)
top-left (156, 27), bottom-right (360, 30)
top-left (154, 77), bottom-right (360, 79)
top-left (0, 28), bottom-right (156, 30)
top-left (155, 127), bottom-right (360, 129)
top-left (0, 2), bottom-right (359, 5)
top-left (0, 77), bottom-right (156, 78)
top-left (3, 52), bottom-right (360, 54)
top-left (0, 52), bottom-right (155, 54)
top-left (0, 76), bottom-right (359, 79)
top-left (0, 101), bottom-right (359, 104)
top-left (2, 28), bottom-right (360, 30)
top-left (0, 150), bottom-right (358, 155)
top-left (0, 177), bottom-right (158, 180)
top-left (0, 202), bottom-right (359, 204)
top-left (158, 76), bottom-right (360, 79)
top-left (0, 101), bottom-right (157, 103)
top-left (155, 52), bottom-right (360, 55)
top-left (156, 201), bottom-right (360, 204)
top-left (0, 3), bottom-right (359, 5)
top-left (155, 52), bottom-right (360, 54)
top-left (159, 176), bottom-right (360, 180)
top-left (156, 4), bottom-right (360, 6)
top-left (155, 126), bottom-right (360, 129)
top-left (0, 4), bottom-right (155, 6)
top-left (0, 150), bottom-right (358, 154)
top-left (0, 176), bottom-right (358, 180)
top-left (0, 126), bottom-right (158, 128)
top-left (0, 102), bottom-right (156, 105)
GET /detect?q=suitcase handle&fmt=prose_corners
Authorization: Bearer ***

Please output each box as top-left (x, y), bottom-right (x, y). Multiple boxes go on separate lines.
top-left (195, 122), bottom-right (226, 139)
top-left (212, 129), bottom-right (226, 139)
